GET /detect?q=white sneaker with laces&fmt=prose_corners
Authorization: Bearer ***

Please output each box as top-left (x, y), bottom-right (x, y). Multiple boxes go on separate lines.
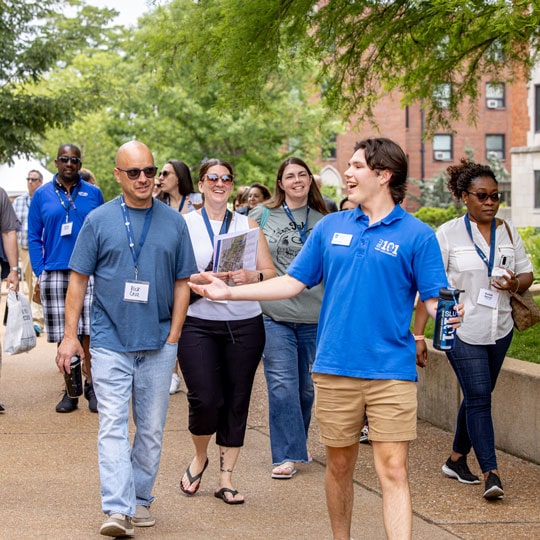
top-left (169, 373), bottom-right (181, 394)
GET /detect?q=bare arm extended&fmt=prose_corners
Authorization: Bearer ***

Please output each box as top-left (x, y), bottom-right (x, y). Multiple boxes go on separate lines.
top-left (189, 272), bottom-right (306, 302)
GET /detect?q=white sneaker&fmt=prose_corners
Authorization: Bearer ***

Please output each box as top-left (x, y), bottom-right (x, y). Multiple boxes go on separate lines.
top-left (169, 373), bottom-right (181, 394)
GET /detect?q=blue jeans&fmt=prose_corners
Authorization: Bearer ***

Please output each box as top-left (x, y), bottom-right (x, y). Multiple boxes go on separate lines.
top-left (262, 317), bottom-right (317, 465)
top-left (91, 343), bottom-right (177, 516)
top-left (446, 331), bottom-right (512, 473)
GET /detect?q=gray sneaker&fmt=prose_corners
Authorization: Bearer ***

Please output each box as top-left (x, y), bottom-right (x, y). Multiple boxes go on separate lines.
top-left (133, 505), bottom-right (156, 527)
top-left (99, 513), bottom-right (134, 537)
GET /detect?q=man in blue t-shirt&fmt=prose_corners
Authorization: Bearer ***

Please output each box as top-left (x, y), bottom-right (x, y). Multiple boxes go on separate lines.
top-left (190, 138), bottom-right (459, 540)
top-left (57, 141), bottom-right (197, 537)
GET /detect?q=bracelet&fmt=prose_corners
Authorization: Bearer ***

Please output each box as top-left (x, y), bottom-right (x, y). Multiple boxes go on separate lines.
top-left (512, 277), bottom-right (520, 293)
top-left (413, 335), bottom-right (425, 341)
top-left (258, 272), bottom-right (264, 282)
top-left (10, 266), bottom-right (19, 272)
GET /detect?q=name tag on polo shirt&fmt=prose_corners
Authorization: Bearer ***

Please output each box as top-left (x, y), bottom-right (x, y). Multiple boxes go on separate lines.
top-left (331, 233), bottom-right (353, 246)
top-left (124, 280), bottom-right (150, 303)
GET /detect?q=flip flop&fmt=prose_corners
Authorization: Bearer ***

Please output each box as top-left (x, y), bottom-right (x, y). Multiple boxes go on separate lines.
top-left (271, 463), bottom-right (297, 479)
top-left (214, 487), bottom-right (245, 505)
top-left (180, 458), bottom-right (209, 496)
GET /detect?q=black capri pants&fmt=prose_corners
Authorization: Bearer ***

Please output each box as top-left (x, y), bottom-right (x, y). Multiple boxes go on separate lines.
top-left (178, 314), bottom-right (265, 448)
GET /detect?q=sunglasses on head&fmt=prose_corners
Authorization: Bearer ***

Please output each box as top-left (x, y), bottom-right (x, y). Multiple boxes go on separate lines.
top-left (205, 173), bottom-right (234, 184)
top-left (117, 166), bottom-right (158, 180)
top-left (466, 191), bottom-right (502, 202)
top-left (57, 156), bottom-right (82, 165)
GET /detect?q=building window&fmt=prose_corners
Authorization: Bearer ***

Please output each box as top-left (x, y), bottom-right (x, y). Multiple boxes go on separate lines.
top-left (486, 83), bottom-right (505, 109)
top-left (433, 134), bottom-right (453, 161)
top-left (535, 171), bottom-right (540, 209)
top-left (536, 86), bottom-right (540, 133)
top-left (433, 83), bottom-right (451, 109)
top-left (486, 134), bottom-right (505, 160)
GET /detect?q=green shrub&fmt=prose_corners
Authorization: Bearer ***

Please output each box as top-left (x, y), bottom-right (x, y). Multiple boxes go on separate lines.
top-left (413, 206), bottom-right (463, 230)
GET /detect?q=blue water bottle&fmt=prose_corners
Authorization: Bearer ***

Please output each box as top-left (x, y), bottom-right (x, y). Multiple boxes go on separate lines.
top-left (433, 288), bottom-right (462, 351)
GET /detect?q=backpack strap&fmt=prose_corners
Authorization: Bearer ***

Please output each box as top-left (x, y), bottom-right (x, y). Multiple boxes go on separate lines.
top-left (259, 206), bottom-right (270, 230)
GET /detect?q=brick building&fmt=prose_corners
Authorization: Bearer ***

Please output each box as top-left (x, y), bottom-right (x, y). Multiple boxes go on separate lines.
top-left (316, 76), bottom-right (528, 213)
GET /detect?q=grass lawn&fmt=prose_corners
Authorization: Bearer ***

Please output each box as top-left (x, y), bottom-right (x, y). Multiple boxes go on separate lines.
top-left (413, 296), bottom-right (540, 364)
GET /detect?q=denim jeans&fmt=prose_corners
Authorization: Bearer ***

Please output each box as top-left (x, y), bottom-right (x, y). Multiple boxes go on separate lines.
top-left (446, 331), bottom-right (513, 473)
top-left (262, 317), bottom-right (317, 465)
top-left (91, 343), bottom-right (177, 516)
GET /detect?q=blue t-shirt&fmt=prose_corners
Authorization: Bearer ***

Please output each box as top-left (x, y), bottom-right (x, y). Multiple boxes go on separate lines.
top-left (287, 205), bottom-right (447, 381)
top-left (69, 197), bottom-right (197, 352)
top-left (28, 176), bottom-right (104, 276)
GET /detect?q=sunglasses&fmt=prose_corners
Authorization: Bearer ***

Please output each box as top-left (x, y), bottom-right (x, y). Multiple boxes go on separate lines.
top-left (154, 182), bottom-right (162, 188)
top-left (159, 170), bottom-right (174, 178)
top-left (57, 156), bottom-right (82, 165)
top-left (205, 173), bottom-right (234, 184)
top-left (26, 178), bottom-right (41, 183)
top-left (466, 191), bottom-right (502, 202)
top-left (116, 166), bottom-right (158, 180)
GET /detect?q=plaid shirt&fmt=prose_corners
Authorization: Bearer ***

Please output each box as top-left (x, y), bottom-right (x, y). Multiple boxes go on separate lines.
top-left (12, 193), bottom-right (31, 249)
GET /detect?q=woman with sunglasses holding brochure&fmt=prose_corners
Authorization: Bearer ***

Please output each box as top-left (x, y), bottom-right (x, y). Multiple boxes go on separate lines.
top-left (178, 158), bottom-right (275, 504)
top-left (414, 159), bottom-right (533, 501)
top-left (249, 157), bottom-right (328, 479)
top-left (156, 160), bottom-right (202, 394)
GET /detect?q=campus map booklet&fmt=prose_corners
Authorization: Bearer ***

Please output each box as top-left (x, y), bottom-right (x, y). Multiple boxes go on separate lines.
top-left (213, 228), bottom-right (259, 273)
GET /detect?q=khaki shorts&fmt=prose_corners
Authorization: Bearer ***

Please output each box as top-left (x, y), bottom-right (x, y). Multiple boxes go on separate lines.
top-left (312, 373), bottom-right (417, 447)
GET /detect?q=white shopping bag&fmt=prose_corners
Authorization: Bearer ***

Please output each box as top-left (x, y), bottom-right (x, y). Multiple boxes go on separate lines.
top-left (4, 290), bottom-right (37, 355)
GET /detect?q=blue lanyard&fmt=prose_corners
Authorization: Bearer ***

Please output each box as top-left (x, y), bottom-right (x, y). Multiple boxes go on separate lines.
top-left (464, 214), bottom-right (496, 276)
top-left (120, 196), bottom-right (154, 279)
top-left (201, 207), bottom-right (232, 245)
top-left (282, 202), bottom-right (310, 244)
top-left (54, 177), bottom-right (79, 217)
top-left (178, 195), bottom-right (186, 213)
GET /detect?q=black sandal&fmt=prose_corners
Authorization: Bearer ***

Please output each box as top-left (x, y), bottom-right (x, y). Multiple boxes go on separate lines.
top-left (214, 487), bottom-right (245, 505)
top-left (180, 458), bottom-right (208, 496)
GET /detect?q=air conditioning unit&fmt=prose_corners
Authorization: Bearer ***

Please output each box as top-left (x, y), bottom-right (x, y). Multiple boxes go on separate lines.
top-left (434, 151), bottom-right (447, 160)
top-left (487, 99), bottom-right (500, 109)
top-left (487, 151), bottom-right (503, 160)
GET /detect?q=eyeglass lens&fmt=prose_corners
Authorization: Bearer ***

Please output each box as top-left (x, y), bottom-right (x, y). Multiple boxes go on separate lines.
top-left (206, 174), bottom-right (233, 183)
top-left (468, 191), bottom-right (501, 202)
top-left (58, 156), bottom-right (81, 165)
top-left (118, 167), bottom-right (158, 180)
top-left (160, 170), bottom-right (173, 178)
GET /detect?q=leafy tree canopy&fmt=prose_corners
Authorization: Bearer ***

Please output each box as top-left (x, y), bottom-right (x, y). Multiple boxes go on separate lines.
top-left (174, 0), bottom-right (540, 134)
top-left (0, 0), bottom-right (123, 163)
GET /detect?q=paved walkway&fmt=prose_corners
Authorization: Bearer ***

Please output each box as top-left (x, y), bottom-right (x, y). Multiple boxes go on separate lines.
top-left (0, 333), bottom-right (539, 539)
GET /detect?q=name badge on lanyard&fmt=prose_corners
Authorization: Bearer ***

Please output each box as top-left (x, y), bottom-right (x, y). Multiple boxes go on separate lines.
top-left (124, 280), bottom-right (150, 303)
top-left (120, 195), bottom-right (153, 304)
top-left (61, 221), bottom-right (73, 236)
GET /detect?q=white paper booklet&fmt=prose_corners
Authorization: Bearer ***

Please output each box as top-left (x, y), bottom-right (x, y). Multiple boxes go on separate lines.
top-left (213, 228), bottom-right (259, 273)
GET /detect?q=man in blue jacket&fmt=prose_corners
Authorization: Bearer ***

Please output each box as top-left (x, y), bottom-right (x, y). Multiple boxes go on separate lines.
top-left (28, 143), bottom-right (104, 413)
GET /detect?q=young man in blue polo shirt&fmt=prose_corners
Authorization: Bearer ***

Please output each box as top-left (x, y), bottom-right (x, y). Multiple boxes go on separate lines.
top-left (189, 137), bottom-right (458, 540)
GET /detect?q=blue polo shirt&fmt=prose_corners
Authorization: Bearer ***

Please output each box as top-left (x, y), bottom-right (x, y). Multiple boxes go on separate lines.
top-left (287, 205), bottom-right (447, 381)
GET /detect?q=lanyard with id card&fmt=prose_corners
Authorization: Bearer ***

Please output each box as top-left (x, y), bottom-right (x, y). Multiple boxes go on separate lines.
top-left (120, 196), bottom-right (153, 303)
top-left (55, 180), bottom-right (79, 237)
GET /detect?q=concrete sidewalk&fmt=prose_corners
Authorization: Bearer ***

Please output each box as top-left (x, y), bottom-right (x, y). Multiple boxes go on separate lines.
top-left (0, 334), bottom-right (539, 539)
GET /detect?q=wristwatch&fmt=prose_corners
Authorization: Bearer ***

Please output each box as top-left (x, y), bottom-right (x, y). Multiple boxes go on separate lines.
top-left (10, 266), bottom-right (20, 272)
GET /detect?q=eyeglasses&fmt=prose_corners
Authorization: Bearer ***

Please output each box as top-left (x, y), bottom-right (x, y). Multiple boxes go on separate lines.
top-left (205, 173), bottom-right (234, 184)
top-left (159, 170), bottom-right (174, 178)
top-left (466, 191), bottom-right (502, 202)
top-left (26, 178), bottom-right (41, 183)
top-left (116, 166), bottom-right (158, 180)
top-left (57, 156), bottom-right (82, 165)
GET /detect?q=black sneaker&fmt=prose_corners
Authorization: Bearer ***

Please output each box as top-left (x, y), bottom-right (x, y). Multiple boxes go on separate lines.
top-left (442, 456), bottom-right (481, 484)
top-left (56, 390), bottom-right (78, 413)
top-left (483, 472), bottom-right (504, 500)
top-left (84, 381), bottom-right (98, 413)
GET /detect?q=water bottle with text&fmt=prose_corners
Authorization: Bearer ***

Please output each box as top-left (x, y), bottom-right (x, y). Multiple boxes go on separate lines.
top-left (433, 288), bottom-right (462, 351)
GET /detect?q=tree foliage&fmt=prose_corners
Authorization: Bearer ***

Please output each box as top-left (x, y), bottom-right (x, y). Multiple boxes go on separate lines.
top-left (0, 0), bottom-right (123, 163)
top-left (175, 0), bottom-right (540, 134)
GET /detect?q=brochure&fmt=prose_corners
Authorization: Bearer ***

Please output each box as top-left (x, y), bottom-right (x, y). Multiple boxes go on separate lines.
top-left (213, 228), bottom-right (259, 273)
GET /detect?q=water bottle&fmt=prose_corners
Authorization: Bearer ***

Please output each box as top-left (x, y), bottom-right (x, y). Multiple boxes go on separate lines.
top-left (433, 288), bottom-right (461, 351)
